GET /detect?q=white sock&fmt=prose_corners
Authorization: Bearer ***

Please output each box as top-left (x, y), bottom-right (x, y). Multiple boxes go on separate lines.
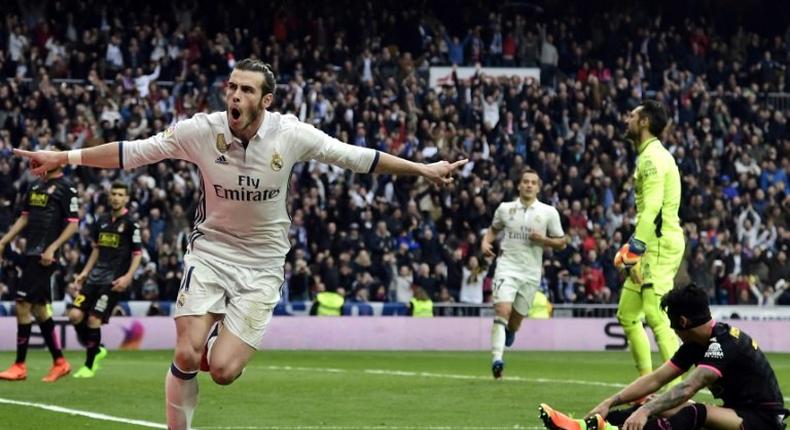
top-left (165, 363), bottom-right (199, 430)
top-left (491, 316), bottom-right (507, 362)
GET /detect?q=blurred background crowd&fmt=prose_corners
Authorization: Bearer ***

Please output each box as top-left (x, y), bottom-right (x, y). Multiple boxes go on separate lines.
top-left (0, 0), bottom-right (788, 310)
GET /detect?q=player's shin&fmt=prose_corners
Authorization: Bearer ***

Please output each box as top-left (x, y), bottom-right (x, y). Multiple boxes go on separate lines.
top-left (39, 318), bottom-right (64, 360)
top-left (619, 316), bottom-right (652, 375)
top-left (84, 327), bottom-right (101, 369)
top-left (166, 363), bottom-right (199, 430)
top-left (15, 323), bottom-right (33, 364)
top-left (617, 289), bottom-right (653, 375)
top-left (74, 318), bottom-right (89, 345)
top-left (643, 404), bottom-right (707, 430)
top-left (604, 404), bottom-right (642, 426)
top-left (491, 316), bottom-right (507, 362)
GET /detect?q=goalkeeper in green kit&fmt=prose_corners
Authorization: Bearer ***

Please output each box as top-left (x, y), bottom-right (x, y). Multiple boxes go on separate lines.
top-left (615, 100), bottom-right (683, 379)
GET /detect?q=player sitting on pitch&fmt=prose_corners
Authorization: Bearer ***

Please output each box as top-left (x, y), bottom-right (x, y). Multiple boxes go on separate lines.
top-left (538, 284), bottom-right (788, 430)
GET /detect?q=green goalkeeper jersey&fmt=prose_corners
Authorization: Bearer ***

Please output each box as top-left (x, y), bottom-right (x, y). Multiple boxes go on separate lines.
top-left (633, 137), bottom-right (683, 244)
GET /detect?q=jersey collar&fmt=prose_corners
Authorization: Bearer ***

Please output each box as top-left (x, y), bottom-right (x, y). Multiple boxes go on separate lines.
top-left (638, 137), bottom-right (659, 154)
top-left (518, 198), bottom-right (537, 210)
top-left (225, 110), bottom-right (271, 148)
top-left (255, 110), bottom-right (272, 140)
top-left (111, 207), bottom-right (128, 222)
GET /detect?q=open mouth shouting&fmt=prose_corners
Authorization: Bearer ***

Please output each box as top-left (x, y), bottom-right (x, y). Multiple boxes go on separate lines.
top-left (229, 107), bottom-right (242, 127)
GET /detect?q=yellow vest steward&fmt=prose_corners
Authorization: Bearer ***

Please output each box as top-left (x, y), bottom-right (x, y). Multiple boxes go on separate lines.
top-left (316, 292), bottom-right (344, 316)
top-left (410, 298), bottom-right (433, 317)
top-left (527, 291), bottom-right (552, 319)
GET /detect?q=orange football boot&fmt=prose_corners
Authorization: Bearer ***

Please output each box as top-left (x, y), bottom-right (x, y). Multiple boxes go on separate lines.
top-left (0, 363), bottom-right (27, 381)
top-left (42, 357), bottom-right (71, 382)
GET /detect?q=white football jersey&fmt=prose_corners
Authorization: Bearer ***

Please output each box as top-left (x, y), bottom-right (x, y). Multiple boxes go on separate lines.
top-left (490, 199), bottom-right (564, 283)
top-left (121, 111), bottom-right (379, 267)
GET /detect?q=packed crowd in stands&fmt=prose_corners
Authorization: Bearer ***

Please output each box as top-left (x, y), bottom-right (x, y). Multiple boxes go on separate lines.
top-left (0, 0), bottom-right (788, 310)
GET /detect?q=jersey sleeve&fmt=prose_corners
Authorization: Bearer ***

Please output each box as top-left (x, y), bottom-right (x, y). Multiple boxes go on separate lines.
top-left (491, 204), bottom-right (506, 231)
top-left (21, 189), bottom-right (31, 215)
top-left (121, 116), bottom-right (206, 170)
top-left (634, 151), bottom-right (664, 243)
top-left (668, 343), bottom-right (696, 373)
top-left (291, 118), bottom-right (378, 173)
top-left (61, 185), bottom-right (80, 223)
top-left (90, 221), bottom-right (100, 246)
top-left (547, 207), bottom-right (564, 237)
top-left (130, 222), bottom-right (143, 255)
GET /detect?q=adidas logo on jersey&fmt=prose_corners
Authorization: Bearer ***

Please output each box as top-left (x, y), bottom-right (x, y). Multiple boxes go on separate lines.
top-left (215, 155), bottom-right (228, 165)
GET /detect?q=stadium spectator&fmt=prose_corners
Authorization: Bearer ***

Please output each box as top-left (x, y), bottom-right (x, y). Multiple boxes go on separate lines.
top-left (408, 286), bottom-right (433, 317)
top-left (460, 255), bottom-right (484, 305)
top-left (0, 0), bottom-right (787, 317)
top-left (310, 284), bottom-right (345, 316)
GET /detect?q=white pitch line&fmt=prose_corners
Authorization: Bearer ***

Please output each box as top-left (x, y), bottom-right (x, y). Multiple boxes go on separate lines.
top-left (3, 363), bottom-right (789, 429)
top-left (266, 365), bottom-right (627, 388)
top-left (0, 397), bottom-right (166, 428)
top-left (262, 365), bottom-right (790, 403)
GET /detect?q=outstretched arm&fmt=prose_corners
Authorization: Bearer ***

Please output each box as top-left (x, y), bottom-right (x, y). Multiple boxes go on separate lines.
top-left (15, 118), bottom-right (199, 176)
top-left (14, 142), bottom-right (122, 175)
top-left (373, 152), bottom-right (467, 185)
top-left (294, 120), bottom-right (467, 185)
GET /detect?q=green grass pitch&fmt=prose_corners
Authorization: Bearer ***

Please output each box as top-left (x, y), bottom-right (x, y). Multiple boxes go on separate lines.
top-left (1, 350), bottom-right (788, 429)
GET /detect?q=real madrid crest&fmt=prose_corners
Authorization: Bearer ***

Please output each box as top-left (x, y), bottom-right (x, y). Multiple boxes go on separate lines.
top-left (216, 133), bottom-right (229, 153)
top-left (271, 152), bottom-right (283, 171)
top-left (508, 207), bottom-right (517, 220)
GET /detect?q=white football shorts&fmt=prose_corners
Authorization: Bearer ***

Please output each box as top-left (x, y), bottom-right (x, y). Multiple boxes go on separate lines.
top-left (491, 274), bottom-right (539, 316)
top-left (175, 253), bottom-right (283, 349)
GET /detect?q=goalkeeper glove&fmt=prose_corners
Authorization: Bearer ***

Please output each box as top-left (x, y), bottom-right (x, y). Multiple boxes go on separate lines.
top-left (614, 237), bottom-right (646, 269)
top-left (614, 237), bottom-right (646, 284)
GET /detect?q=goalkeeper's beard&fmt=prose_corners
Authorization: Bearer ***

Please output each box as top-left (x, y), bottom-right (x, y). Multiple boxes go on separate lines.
top-left (624, 127), bottom-right (640, 145)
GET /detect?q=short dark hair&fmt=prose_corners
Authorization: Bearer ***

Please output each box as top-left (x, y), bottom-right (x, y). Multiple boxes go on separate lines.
top-left (638, 100), bottom-right (669, 138)
top-left (234, 58), bottom-right (276, 95)
top-left (111, 181), bottom-right (130, 195)
top-left (661, 284), bottom-right (712, 330)
top-left (521, 168), bottom-right (541, 181)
